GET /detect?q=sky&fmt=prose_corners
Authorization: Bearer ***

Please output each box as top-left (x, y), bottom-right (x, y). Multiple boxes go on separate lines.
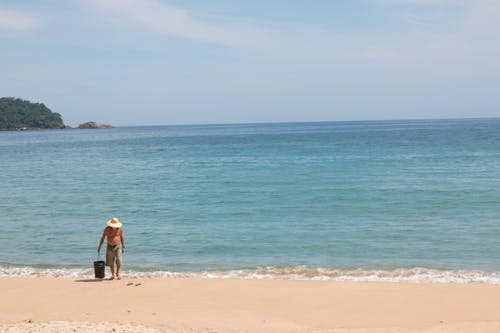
top-left (0, 0), bottom-right (499, 126)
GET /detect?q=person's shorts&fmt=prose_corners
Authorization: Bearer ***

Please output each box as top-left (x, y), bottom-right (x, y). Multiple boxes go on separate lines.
top-left (106, 243), bottom-right (122, 267)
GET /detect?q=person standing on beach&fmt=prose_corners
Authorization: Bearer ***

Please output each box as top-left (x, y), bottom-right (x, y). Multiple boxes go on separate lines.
top-left (97, 217), bottom-right (125, 280)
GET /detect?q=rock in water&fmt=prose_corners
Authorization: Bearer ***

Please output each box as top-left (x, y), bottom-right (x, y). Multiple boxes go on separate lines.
top-left (78, 121), bottom-right (113, 129)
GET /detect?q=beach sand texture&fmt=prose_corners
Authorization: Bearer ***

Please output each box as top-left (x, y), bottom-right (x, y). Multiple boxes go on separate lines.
top-left (1, 277), bottom-right (500, 332)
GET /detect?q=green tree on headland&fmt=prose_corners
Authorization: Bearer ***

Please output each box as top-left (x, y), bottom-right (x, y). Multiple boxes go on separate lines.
top-left (0, 97), bottom-right (64, 130)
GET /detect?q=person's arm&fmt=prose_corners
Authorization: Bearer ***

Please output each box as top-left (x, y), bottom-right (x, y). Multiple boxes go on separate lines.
top-left (97, 229), bottom-right (106, 253)
top-left (120, 228), bottom-right (125, 253)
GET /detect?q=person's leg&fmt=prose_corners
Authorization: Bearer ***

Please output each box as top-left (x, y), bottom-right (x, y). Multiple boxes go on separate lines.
top-left (110, 264), bottom-right (115, 279)
top-left (116, 245), bottom-right (122, 279)
top-left (106, 244), bottom-right (115, 279)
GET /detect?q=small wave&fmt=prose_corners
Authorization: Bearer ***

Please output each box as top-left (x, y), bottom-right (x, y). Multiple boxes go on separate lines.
top-left (0, 266), bottom-right (94, 278)
top-left (2, 265), bottom-right (500, 284)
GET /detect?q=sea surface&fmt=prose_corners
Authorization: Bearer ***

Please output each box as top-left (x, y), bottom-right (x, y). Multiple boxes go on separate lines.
top-left (1, 119), bottom-right (500, 282)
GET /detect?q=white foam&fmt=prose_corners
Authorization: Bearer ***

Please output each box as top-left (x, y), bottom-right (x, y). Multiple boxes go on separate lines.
top-left (2, 265), bottom-right (500, 284)
top-left (0, 266), bottom-right (94, 278)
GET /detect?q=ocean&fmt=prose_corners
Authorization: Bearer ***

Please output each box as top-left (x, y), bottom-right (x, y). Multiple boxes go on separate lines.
top-left (1, 118), bottom-right (500, 282)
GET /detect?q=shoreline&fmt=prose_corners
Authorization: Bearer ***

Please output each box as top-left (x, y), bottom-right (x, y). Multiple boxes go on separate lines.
top-left (2, 265), bottom-right (500, 284)
top-left (2, 277), bottom-right (500, 333)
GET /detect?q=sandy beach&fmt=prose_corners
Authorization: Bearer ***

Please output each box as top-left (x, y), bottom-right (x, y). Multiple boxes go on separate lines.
top-left (1, 277), bottom-right (500, 333)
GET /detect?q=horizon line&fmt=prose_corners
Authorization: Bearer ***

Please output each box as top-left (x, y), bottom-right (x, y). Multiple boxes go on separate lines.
top-left (78, 116), bottom-right (500, 128)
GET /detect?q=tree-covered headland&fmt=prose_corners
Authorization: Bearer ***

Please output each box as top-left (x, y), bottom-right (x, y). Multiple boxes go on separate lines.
top-left (0, 97), bottom-right (65, 130)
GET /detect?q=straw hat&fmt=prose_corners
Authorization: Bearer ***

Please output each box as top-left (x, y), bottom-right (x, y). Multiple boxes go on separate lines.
top-left (107, 217), bottom-right (122, 228)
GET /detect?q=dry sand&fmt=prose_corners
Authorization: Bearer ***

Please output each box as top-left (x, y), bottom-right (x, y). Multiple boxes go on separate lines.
top-left (1, 277), bottom-right (500, 332)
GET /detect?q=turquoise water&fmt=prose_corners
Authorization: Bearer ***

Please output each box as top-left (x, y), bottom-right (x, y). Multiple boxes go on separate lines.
top-left (1, 119), bottom-right (500, 280)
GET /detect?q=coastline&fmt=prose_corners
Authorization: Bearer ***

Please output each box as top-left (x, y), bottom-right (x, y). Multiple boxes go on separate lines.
top-left (2, 277), bottom-right (500, 333)
top-left (2, 265), bottom-right (500, 284)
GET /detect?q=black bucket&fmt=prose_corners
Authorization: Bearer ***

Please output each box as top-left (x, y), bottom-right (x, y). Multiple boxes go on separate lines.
top-left (94, 256), bottom-right (105, 279)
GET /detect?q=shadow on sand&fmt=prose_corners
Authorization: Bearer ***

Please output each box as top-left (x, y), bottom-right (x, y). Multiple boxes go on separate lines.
top-left (74, 278), bottom-right (108, 283)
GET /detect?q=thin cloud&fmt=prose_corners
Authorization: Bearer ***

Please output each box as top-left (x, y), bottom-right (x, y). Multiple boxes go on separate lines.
top-left (379, 0), bottom-right (464, 5)
top-left (77, 0), bottom-right (500, 84)
top-left (79, 0), bottom-right (273, 49)
top-left (0, 7), bottom-right (41, 32)
top-left (361, 1), bottom-right (500, 59)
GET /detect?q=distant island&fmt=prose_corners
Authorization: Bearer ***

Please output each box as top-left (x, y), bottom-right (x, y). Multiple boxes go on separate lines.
top-left (0, 97), bottom-right (65, 130)
top-left (0, 97), bottom-right (113, 131)
top-left (78, 121), bottom-right (114, 129)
